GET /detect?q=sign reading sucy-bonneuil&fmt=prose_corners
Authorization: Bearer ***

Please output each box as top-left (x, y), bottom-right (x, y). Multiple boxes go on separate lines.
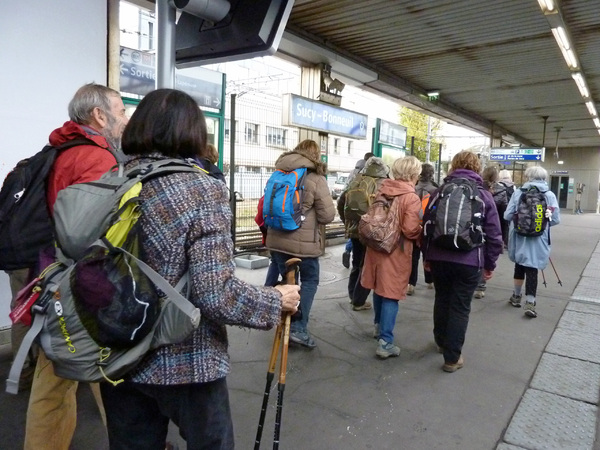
top-left (282, 94), bottom-right (368, 139)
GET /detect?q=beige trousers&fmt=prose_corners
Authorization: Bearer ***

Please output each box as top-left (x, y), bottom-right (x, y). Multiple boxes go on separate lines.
top-left (24, 352), bottom-right (106, 450)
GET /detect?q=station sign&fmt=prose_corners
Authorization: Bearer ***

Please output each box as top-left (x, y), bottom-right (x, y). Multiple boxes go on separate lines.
top-left (282, 94), bottom-right (368, 139)
top-left (119, 46), bottom-right (223, 110)
top-left (378, 118), bottom-right (407, 148)
top-left (489, 147), bottom-right (545, 162)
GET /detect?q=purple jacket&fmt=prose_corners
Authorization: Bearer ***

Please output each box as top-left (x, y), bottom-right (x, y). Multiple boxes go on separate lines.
top-left (422, 169), bottom-right (503, 271)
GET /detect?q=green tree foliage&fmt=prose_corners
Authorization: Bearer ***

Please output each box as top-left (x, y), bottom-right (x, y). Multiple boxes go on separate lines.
top-left (399, 108), bottom-right (444, 162)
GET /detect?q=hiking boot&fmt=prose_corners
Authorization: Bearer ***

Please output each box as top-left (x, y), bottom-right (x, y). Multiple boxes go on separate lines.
top-left (289, 331), bottom-right (317, 349)
top-left (352, 301), bottom-right (372, 311)
top-left (442, 355), bottom-right (464, 373)
top-left (373, 323), bottom-right (380, 339)
top-left (473, 290), bottom-right (485, 299)
top-left (523, 302), bottom-right (537, 318)
top-left (407, 284), bottom-right (415, 296)
top-left (376, 339), bottom-right (401, 359)
top-left (509, 294), bottom-right (522, 308)
top-left (342, 251), bottom-right (351, 268)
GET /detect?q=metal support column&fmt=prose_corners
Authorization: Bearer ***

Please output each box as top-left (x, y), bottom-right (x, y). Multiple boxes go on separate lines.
top-left (156, 0), bottom-right (176, 89)
top-left (230, 94), bottom-right (237, 249)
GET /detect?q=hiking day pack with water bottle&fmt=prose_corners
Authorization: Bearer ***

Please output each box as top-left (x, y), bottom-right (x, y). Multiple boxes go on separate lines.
top-left (263, 168), bottom-right (307, 231)
top-left (514, 186), bottom-right (549, 237)
top-left (6, 159), bottom-right (203, 394)
top-left (424, 177), bottom-right (485, 251)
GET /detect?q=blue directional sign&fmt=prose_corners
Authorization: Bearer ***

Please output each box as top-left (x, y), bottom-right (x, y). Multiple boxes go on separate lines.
top-left (282, 94), bottom-right (368, 139)
top-left (489, 147), bottom-right (545, 162)
top-left (119, 47), bottom-right (223, 110)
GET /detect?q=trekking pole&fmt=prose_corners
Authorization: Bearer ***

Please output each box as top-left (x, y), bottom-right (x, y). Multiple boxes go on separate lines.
top-left (549, 257), bottom-right (563, 286)
top-left (541, 269), bottom-right (547, 288)
top-left (273, 258), bottom-right (301, 450)
top-left (254, 322), bottom-right (283, 450)
top-left (254, 258), bottom-right (301, 450)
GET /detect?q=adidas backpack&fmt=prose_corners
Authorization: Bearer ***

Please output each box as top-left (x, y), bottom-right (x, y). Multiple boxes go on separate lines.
top-left (0, 139), bottom-right (109, 271)
top-left (343, 174), bottom-right (379, 228)
top-left (6, 159), bottom-right (202, 393)
top-left (514, 186), bottom-right (548, 237)
top-left (425, 177), bottom-right (485, 251)
top-left (263, 168), bottom-right (307, 231)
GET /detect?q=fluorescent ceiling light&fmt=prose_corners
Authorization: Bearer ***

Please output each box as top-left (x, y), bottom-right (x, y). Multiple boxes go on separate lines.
top-left (537, 0), bottom-right (555, 12)
top-left (557, 45), bottom-right (578, 69)
top-left (572, 72), bottom-right (589, 98)
top-left (557, 160), bottom-right (564, 164)
top-left (551, 27), bottom-right (571, 50)
top-left (585, 101), bottom-right (597, 116)
top-left (593, 118), bottom-right (600, 128)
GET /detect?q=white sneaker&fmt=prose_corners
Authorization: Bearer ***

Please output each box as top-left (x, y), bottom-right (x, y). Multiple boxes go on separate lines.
top-left (376, 339), bottom-right (401, 359)
top-left (407, 285), bottom-right (415, 295)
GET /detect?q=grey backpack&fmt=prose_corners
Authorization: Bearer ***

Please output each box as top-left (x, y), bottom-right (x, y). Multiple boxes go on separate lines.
top-left (424, 177), bottom-right (485, 251)
top-left (6, 159), bottom-right (202, 393)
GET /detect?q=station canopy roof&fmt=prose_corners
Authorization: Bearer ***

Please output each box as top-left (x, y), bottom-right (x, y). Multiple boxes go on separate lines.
top-left (279, 0), bottom-right (600, 149)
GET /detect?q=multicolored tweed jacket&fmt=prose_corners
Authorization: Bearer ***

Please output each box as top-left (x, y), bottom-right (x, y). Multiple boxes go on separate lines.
top-left (125, 155), bottom-right (282, 385)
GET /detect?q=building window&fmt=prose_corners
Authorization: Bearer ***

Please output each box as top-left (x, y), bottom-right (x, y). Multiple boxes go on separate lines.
top-left (245, 122), bottom-right (259, 144)
top-left (224, 119), bottom-right (238, 142)
top-left (347, 140), bottom-right (353, 155)
top-left (333, 138), bottom-right (340, 155)
top-left (266, 126), bottom-right (287, 147)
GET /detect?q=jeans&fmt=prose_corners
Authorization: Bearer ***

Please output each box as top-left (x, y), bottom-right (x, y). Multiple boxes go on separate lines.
top-left (408, 245), bottom-right (433, 286)
top-left (100, 378), bottom-right (234, 450)
top-left (431, 260), bottom-right (480, 364)
top-left (348, 238), bottom-right (371, 306)
top-left (25, 352), bottom-right (106, 450)
top-left (264, 257), bottom-right (280, 287)
top-left (373, 292), bottom-right (399, 343)
top-left (271, 251), bottom-right (319, 333)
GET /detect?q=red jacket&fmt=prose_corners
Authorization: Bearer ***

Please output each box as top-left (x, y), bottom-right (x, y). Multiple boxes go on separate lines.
top-left (46, 121), bottom-right (117, 213)
top-left (255, 196), bottom-right (267, 245)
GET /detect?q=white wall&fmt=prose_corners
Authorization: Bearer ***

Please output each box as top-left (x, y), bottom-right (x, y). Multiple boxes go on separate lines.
top-left (0, 1), bottom-right (108, 328)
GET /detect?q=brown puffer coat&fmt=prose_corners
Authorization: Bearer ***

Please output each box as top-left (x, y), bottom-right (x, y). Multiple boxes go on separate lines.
top-left (360, 178), bottom-right (422, 300)
top-left (266, 151), bottom-right (335, 257)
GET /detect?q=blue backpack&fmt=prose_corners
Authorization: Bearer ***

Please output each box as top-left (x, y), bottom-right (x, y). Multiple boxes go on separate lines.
top-left (263, 168), bottom-right (307, 231)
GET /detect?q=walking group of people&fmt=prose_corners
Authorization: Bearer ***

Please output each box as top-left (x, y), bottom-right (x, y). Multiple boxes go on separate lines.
top-left (4, 83), bottom-right (562, 449)
top-left (337, 151), bottom-right (560, 372)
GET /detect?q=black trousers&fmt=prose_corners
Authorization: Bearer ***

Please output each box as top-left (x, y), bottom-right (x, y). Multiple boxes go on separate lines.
top-left (100, 377), bottom-right (234, 450)
top-left (348, 238), bottom-right (371, 306)
top-left (513, 263), bottom-right (539, 297)
top-left (431, 260), bottom-right (480, 364)
top-left (409, 244), bottom-right (433, 286)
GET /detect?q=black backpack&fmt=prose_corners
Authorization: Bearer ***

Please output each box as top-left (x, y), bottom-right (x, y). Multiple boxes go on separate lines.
top-left (492, 181), bottom-right (514, 209)
top-left (514, 186), bottom-right (548, 237)
top-left (0, 140), bottom-right (106, 270)
top-left (425, 177), bottom-right (485, 251)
